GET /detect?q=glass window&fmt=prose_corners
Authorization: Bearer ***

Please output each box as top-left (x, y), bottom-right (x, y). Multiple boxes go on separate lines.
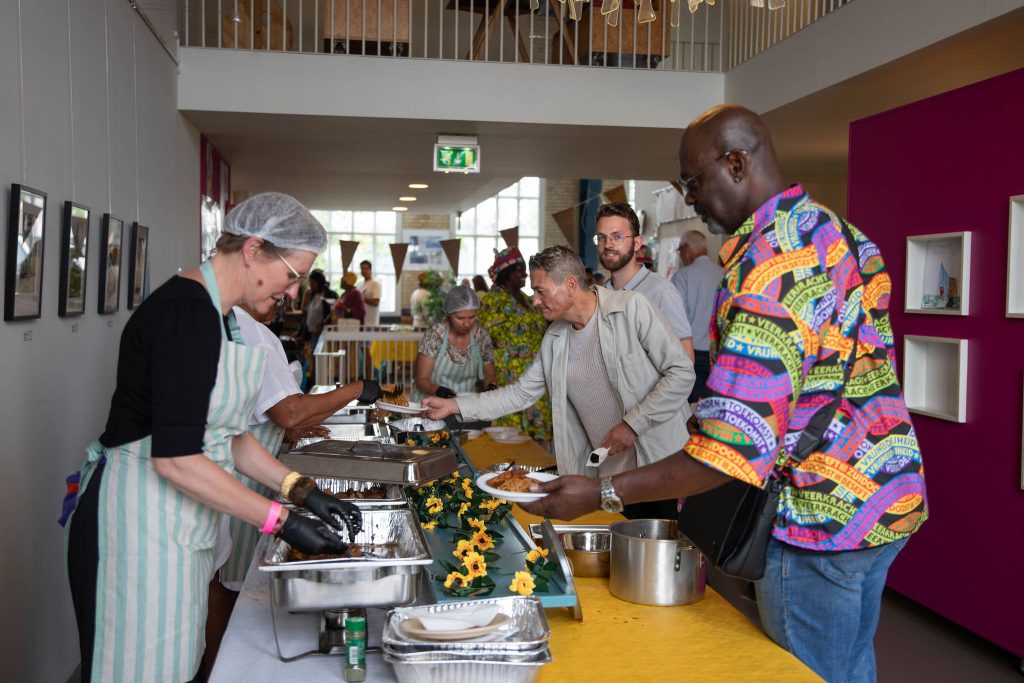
top-left (519, 199), bottom-right (539, 236)
top-left (498, 198), bottom-right (518, 231)
top-left (519, 177), bottom-right (540, 198)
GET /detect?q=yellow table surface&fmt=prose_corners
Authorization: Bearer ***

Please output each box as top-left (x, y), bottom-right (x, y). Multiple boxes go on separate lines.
top-left (369, 339), bottom-right (419, 365)
top-left (461, 436), bottom-right (822, 682)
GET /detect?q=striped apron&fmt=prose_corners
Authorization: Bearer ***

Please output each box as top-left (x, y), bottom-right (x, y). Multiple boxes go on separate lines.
top-left (218, 420), bottom-right (285, 585)
top-left (411, 326), bottom-right (484, 401)
top-left (66, 262), bottom-right (266, 682)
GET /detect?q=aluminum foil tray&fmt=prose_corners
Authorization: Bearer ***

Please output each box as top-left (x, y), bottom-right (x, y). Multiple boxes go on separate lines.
top-left (383, 596), bottom-right (550, 654)
top-left (281, 440), bottom-right (456, 485)
top-left (258, 507), bottom-right (433, 612)
top-left (384, 646), bottom-right (552, 683)
top-left (277, 477), bottom-right (406, 508)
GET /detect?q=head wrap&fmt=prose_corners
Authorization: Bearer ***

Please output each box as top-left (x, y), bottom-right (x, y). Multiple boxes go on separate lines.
top-left (223, 192), bottom-right (328, 253)
top-left (487, 246), bottom-right (525, 281)
top-left (444, 286), bottom-right (480, 314)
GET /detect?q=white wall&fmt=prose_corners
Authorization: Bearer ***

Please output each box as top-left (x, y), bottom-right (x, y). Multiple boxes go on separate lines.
top-left (0, 1), bottom-right (199, 680)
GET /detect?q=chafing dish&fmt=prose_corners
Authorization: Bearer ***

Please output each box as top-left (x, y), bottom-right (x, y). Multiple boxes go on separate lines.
top-left (280, 439), bottom-right (457, 485)
top-left (259, 507), bottom-right (433, 611)
top-left (276, 476), bottom-right (406, 508)
top-left (384, 596), bottom-right (550, 654)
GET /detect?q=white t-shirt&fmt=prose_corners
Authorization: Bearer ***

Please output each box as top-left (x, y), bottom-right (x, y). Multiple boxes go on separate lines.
top-left (358, 277), bottom-right (383, 326)
top-left (410, 287), bottom-right (430, 327)
top-left (233, 306), bottom-right (302, 425)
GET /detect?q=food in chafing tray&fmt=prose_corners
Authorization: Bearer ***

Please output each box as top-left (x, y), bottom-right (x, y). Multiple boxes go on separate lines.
top-left (326, 485), bottom-right (389, 500)
top-left (489, 468), bottom-right (536, 493)
top-left (380, 383), bottom-right (409, 407)
top-left (286, 542), bottom-right (399, 563)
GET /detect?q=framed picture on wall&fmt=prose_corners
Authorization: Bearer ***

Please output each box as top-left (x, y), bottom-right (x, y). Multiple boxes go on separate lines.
top-left (58, 201), bottom-right (90, 317)
top-left (404, 228), bottom-right (450, 270)
top-left (4, 184), bottom-right (48, 321)
top-left (904, 231), bottom-right (972, 316)
top-left (127, 222), bottom-right (149, 310)
top-left (98, 214), bottom-right (124, 315)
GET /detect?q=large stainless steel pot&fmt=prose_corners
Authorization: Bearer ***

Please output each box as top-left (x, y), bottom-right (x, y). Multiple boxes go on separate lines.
top-left (608, 519), bottom-right (707, 607)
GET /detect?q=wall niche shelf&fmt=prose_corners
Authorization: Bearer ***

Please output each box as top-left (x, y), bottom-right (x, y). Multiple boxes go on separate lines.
top-left (904, 231), bottom-right (971, 316)
top-left (903, 335), bottom-right (968, 423)
top-left (1007, 196), bottom-right (1024, 318)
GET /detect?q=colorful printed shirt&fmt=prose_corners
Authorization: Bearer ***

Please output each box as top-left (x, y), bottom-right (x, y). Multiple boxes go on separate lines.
top-left (685, 185), bottom-right (928, 551)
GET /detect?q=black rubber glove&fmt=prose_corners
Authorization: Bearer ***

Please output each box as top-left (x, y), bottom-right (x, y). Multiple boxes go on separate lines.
top-left (357, 379), bottom-right (382, 404)
top-left (290, 477), bottom-right (363, 540)
top-left (277, 513), bottom-right (349, 556)
top-left (483, 383), bottom-right (498, 392)
top-left (435, 386), bottom-right (457, 399)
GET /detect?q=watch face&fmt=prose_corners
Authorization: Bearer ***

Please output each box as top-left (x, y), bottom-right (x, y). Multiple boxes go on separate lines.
top-left (601, 498), bottom-right (623, 513)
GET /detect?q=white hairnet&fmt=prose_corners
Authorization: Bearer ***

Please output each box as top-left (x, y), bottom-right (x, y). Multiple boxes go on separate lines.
top-left (224, 192), bottom-right (327, 254)
top-left (444, 286), bottom-right (480, 314)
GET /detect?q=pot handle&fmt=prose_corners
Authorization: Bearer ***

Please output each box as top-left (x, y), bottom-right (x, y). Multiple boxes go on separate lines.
top-left (674, 546), bottom-right (683, 572)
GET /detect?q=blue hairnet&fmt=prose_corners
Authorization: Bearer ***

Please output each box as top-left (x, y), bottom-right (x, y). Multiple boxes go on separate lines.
top-left (224, 192), bottom-right (327, 253)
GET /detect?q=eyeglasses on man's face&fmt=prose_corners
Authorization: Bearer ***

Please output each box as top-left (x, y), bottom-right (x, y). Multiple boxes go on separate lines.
top-left (678, 149), bottom-right (748, 195)
top-left (592, 231), bottom-right (635, 246)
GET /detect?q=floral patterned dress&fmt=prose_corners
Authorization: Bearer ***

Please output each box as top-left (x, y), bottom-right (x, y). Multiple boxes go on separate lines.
top-left (477, 286), bottom-right (553, 441)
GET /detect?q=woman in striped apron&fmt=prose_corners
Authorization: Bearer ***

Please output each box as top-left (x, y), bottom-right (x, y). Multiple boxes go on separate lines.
top-left (412, 286), bottom-right (497, 402)
top-left (65, 194), bottom-right (361, 683)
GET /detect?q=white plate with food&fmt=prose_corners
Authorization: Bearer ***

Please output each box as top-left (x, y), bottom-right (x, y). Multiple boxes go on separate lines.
top-left (376, 401), bottom-right (427, 414)
top-left (463, 429), bottom-right (484, 439)
top-left (476, 470), bottom-right (558, 503)
top-left (491, 433), bottom-right (532, 444)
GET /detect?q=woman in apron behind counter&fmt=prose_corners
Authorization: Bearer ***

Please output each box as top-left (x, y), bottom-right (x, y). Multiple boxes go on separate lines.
top-left (64, 193), bottom-right (363, 683)
top-left (412, 286), bottom-right (497, 402)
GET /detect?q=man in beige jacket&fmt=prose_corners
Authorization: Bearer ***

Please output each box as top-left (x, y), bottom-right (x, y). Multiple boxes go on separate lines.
top-left (424, 245), bottom-right (694, 518)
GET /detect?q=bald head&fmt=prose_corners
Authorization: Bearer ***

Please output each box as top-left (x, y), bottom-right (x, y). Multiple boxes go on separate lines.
top-left (678, 105), bottom-right (787, 235)
top-left (679, 230), bottom-right (708, 266)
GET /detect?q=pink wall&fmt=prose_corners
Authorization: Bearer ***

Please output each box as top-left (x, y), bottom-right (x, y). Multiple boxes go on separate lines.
top-left (848, 67), bottom-right (1024, 656)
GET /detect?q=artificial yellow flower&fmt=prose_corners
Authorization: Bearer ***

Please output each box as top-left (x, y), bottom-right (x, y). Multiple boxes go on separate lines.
top-left (447, 471), bottom-right (460, 483)
top-left (444, 571), bottom-right (470, 589)
top-left (526, 547), bottom-right (549, 563)
top-left (509, 571), bottom-right (536, 596)
top-left (461, 480), bottom-right (474, 500)
top-left (457, 501), bottom-right (471, 518)
top-left (466, 517), bottom-right (487, 532)
top-left (462, 551), bottom-right (487, 578)
top-left (426, 497), bottom-right (444, 514)
top-left (471, 529), bottom-right (495, 551)
top-left (478, 498), bottom-right (504, 513)
top-left (421, 520), bottom-right (438, 530)
top-left (453, 539), bottom-right (476, 561)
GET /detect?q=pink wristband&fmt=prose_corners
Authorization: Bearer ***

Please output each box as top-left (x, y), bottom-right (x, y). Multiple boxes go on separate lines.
top-left (261, 501), bottom-right (283, 535)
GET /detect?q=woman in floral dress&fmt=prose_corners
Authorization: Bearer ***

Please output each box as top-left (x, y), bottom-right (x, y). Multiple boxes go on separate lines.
top-left (477, 247), bottom-right (553, 441)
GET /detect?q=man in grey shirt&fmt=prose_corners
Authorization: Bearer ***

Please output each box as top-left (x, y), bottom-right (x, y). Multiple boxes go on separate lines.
top-left (671, 230), bottom-right (724, 402)
top-left (596, 202), bottom-right (696, 364)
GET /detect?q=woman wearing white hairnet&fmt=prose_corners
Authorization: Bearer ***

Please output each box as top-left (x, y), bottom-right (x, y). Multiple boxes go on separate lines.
top-left (64, 193), bottom-right (364, 683)
top-left (412, 285), bottom-right (498, 402)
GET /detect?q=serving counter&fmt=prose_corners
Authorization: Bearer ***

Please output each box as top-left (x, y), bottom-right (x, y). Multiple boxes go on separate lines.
top-left (211, 435), bottom-right (821, 682)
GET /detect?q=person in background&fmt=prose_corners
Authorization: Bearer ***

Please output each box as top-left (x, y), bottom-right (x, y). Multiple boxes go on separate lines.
top-left (671, 230), bottom-right (724, 402)
top-left (460, 277), bottom-right (471, 287)
top-left (471, 274), bottom-right (489, 294)
top-left (357, 259), bottom-right (382, 326)
top-left (412, 286), bottom-right (497, 402)
top-left (297, 270), bottom-right (333, 347)
top-left (477, 247), bottom-right (553, 443)
top-left (426, 246), bottom-right (693, 519)
top-left (592, 272), bottom-right (606, 286)
top-left (65, 193), bottom-right (359, 683)
top-left (410, 272), bottom-right (431, 327)
top-left (522, 105), bottom-right (927, 683)
top-left (598, 202), bottom-right (696, 364)
top-left (584, 267), bottom-right (595, 287)
top-left (333, 271), bottom-right (365, 325)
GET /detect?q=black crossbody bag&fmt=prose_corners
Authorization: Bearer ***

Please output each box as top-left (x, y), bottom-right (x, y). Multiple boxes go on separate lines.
top-left (677, 226), bottom-right (862, 582)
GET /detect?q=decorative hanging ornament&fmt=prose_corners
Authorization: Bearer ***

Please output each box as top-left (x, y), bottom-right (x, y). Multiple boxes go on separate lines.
top-left (637, 0), bottom-right (656, 23)
top-left (606, 6), bottom-right (620, 26)
top-left (601, 0), bottom-right (619, 15)
top-left (671, 0), bottom-right (682, 27)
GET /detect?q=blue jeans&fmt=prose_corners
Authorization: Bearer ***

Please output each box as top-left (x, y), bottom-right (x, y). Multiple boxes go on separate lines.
top-left (755, 536), bottom-right (909, 683)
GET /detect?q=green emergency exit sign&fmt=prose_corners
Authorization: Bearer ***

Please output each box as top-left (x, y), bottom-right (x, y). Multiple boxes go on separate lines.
top-left (434, 145), bottom-right (481, 173)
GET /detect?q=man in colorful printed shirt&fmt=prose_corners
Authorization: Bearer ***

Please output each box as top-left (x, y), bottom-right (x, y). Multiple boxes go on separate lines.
top-left (522, 104), bottom-right (927, 683)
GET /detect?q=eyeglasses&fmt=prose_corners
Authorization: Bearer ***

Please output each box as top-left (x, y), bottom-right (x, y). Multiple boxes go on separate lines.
top-left (593, 231), bottom-right (635, 246)
top-left (275, 252), bottom-right (303, 282)
top-left (678, 149), bottom-right (748, 195)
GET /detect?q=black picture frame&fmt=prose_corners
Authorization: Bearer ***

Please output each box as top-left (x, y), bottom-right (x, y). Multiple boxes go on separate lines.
top-left (127, 222), bottom-right (148, 310)
top-left (98, 213), bottom-right (124, 315)
top-left (59, 201), bottom-right (90, 317)
top-left (4, 184), bottom-right (47, 321)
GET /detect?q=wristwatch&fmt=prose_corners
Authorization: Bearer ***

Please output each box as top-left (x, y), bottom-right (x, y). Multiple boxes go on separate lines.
top-left (599, 476), bottom-right (624, 514)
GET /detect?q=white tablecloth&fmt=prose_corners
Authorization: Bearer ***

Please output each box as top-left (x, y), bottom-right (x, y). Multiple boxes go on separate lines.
top-left (210, 539), bottom-right (399, 683)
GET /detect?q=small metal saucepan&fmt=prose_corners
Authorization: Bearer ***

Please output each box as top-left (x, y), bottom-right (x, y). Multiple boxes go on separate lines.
top-left (608, 519), bottom-right (706, 606)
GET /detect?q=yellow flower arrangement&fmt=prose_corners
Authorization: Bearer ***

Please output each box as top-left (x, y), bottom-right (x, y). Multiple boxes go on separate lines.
top-left (444, 571), bottom-right (471, 589)
top-left (471, 529), bottom-right (495, 551)
top-left (526, 547), bottom-right (549, 563)
top-left (478, 498), bottom-right (505, 513)
top-left (457, 501), bottom-right (471, 518)
top-left (426, 496), bottom-right (444, 514)
top-left (461, 479), bottom-right (474, 500)
top-left (446, 471), bottom-right (461, 483)
top-left (421, 520), bottom-right (438, 530)
top-left (462, 551), bottom-right (487, 578)
top-left (509, 571), bottom-right (536, 596)
top-left (466, 518), bottom-right (487, 532)
top-left (453, 539), bottom-right (476, 562)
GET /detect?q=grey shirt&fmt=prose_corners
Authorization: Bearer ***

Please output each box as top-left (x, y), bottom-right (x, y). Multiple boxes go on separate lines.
top-left (608, 267), bottom-right (693, 340)
top-left (671, 255), bottom-right (724, 352)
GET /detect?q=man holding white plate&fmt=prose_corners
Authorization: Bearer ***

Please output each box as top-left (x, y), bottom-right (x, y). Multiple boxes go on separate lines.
top-left (424, 245), bottom-right (695, 519)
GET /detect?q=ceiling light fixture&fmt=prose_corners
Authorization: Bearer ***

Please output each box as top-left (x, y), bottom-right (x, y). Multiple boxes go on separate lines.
top-left (392, 206), bottom-right (408, 212)
top-left (408, 183), bottom-right (429, 189)
top-left (399, 196), bottom-right (417, 202)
